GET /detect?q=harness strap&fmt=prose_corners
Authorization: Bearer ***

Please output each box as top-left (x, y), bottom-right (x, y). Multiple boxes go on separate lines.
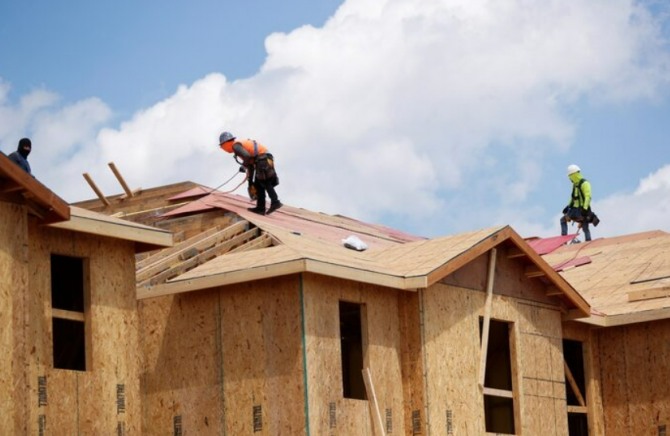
top-left (572, 178), bottom-right (587, 205)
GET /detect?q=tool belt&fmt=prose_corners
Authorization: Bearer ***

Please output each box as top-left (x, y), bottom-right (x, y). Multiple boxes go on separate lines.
top-left (254, 153), bottom-right (278, 184)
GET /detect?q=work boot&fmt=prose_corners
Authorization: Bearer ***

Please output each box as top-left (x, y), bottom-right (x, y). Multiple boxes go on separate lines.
top-left (247, 207), bottom-right (265, 215)
top-left (267, 201), bottom-right (283, 214)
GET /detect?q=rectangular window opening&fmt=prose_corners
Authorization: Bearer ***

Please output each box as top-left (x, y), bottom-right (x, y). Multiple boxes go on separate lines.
top-left (564, 339), bottom-right (589, 436)
top-left (480, 317), bottom-right (516, 434)
top-left (339, 301), bottom-right (366, 400)
top-left (51, 254), bottom-right (87, 371)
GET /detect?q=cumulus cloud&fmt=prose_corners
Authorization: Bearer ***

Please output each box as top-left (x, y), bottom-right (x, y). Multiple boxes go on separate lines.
top-left (593, 165), bottom-right (670, 237)
top-left (4, 0), bottom-right (669, 239)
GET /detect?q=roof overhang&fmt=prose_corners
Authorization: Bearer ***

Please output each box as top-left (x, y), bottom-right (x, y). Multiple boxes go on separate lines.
top-left (137, 225), bottom-right (591, 319)
top-left (0, 152), bottom-right (70, 223)
top-left (49, 206), bottom-right (173, 253)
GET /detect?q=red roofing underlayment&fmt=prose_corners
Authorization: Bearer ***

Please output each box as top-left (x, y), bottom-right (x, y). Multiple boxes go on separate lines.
top-left (526, 234), bottom-right (592, 271)
top-left (526, 234), bottom-right (578, 255)
top-left (162, 188), bottom-right (424, 249)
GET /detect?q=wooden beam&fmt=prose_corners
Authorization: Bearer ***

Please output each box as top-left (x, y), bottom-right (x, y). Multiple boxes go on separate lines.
top-left (564, 360), bottom-right (586, 407)
top-left (482, 387), bottom-right (514, 399)
top-left (82, 172), bottom-right (111, 206)
top-left (479, 248), bottom-right (497, 389)
top-left (136, 222), bottom-right (248, 282)
top-left (524, 265), bottom-right (545, 278)
top-left (362, 368), bottom-right (385, 436)
top-left (136, 225), bottom-right (223, 270)
top-left (627, 286), bottom-right (670, 302)
top-left (0, 152), bottom-right (70, 223)
top-left (567, 406), bottom-right (588, 414)
top-left (507, 247), bottom-right (526, 258)
top-left (546, 285), bottom-right (563, 297)
top-left (138, 228), bottom-right (259, 286)
top-left (108, 162), bottom-right (134, 198)
top-left (52, 308), bottom-right (85, 322)
top-left (228, 232), bottom-right (273, 253)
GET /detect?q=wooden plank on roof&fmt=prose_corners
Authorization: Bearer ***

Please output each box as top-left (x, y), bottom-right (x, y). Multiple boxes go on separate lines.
top-left (138, 227), bottom-right (260, 286)
top-left (627, 287), bottom-right (670, 302)
top-left (108, 162), bottom-right (134, 198)
top-left (228, 232), bottom-right (273, 253)
top-left (136, 221), bottom-right (248, 281)
top-left (136, 225), bottom-right (223, 270)
top-left (83, 172), bottom-right (111, 206)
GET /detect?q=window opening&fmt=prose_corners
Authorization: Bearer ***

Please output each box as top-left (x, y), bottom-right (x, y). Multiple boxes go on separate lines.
top-left (480, 317), bottom-right (516, 434)
top-left (339, 301), bottom-right (366, 400)
top-left (51, 254), bottom-right (87, 371)
top-left (564, 339), bottom-right (589, 436)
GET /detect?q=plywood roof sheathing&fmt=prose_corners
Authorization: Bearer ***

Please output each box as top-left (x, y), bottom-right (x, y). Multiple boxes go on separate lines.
top-left (542, 230), bottom-right (670, 325)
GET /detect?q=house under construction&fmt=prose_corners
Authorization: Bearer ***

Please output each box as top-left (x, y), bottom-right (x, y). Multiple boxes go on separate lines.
top-left (1, 155), bottom-right (668, 435)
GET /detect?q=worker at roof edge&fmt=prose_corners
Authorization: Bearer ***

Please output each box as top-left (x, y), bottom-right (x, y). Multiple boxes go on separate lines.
top-left (8, 137), bottom-right (33, 175)
top-left (560, 164), bottom-right (600, 242)
top-left (218, 131), bottom-right (282, 215)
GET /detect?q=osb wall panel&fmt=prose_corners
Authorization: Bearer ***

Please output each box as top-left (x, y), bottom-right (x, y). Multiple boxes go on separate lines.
top-left (421, 283), bottom-right (482, 435)
top-left (422, 280), bottom-right (568, 435)
top-left (25, 223), bottom-right (141, 434)
top-left (220, 275), bottom-right (304, 435)
top-left (139, 274), bottom-right (305, 435)
top-left (0, 202), bottom-right (28, 434)
top-left (398, 292), bottom-right (425, 435)
top-left (140, 290), bottom-right (224, 435)
top-left (302, 273), bottom-right (405, 436)
top-left (597, 319), bottom-right (670, 436)
top-left (441, 249), bottom-right (558, 306)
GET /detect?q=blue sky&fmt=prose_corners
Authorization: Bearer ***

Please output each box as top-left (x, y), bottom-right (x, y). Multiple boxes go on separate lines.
top-left (2, 0), bottom-right (669, 241)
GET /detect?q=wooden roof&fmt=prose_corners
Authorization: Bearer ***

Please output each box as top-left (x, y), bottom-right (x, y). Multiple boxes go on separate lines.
top-left (0, 151), bottom-right (70, 223)
top-left (48, 206), bottom-right (174, 253)
top-left (542, 230), bottom-right (670, 326)
top-left (72, 181), bottom-right (589, 316)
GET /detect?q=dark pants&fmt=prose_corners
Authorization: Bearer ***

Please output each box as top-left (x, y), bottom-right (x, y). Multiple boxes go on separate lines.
top-left (560, 208), bottom-right (591, 241)
top-left (254, 178), bottom-right (279, 210)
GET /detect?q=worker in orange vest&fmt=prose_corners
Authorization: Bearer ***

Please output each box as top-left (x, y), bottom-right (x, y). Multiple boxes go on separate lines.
top-left (219, 131), bottom-right (282, 215)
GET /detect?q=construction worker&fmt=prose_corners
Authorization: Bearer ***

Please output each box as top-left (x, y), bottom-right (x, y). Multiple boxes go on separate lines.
top-left (8, 137), bottom-right (32, 175)
top-left (218, 131), bottom-right (282, 215)
top-left (560, 164), bottom-right (599, 241)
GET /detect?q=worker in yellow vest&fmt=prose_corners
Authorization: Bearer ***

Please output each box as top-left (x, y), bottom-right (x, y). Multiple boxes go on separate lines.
top-left (560, 164), bottom-right (600, 241)
top-left (219, 131), bottom-right (282, 215)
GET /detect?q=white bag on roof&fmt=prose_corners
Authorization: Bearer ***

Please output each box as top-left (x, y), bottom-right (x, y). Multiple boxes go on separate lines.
top-left (342, 235), bottom-right (368, 251)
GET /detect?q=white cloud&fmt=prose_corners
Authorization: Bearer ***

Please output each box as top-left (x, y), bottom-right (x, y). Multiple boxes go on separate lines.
top-left (4, 0), bottom-right (669, 239)
top-left (594, 165), bottom-right (670, 236)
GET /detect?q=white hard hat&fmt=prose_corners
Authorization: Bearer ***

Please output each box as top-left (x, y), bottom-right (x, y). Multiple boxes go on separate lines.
top-left (567, 164), bottom-right (581, 175)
